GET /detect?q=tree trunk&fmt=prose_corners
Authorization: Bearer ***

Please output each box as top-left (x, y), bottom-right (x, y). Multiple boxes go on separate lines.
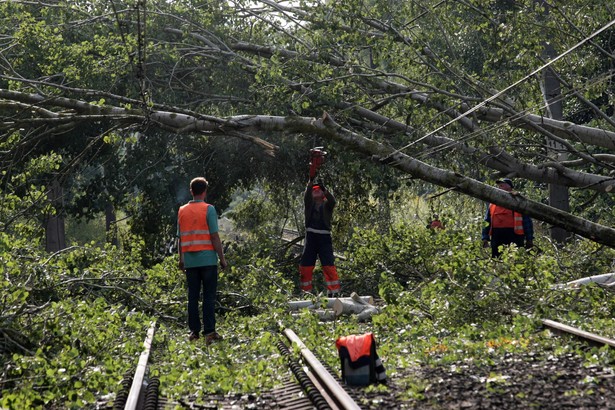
top-left (544, 66), bottom-right (571, 243)
top-left (556, 272), bottom-right (615, 290)
top-left (288, 295), bottom-right (374, 310)
top-left (541, 4), bottom-right (572, 244)
top-left (45, 179), bottom-right (66, 252)
top-left (5, 89), bottom-right (615, 247)
top-left (332, 292), bottom-right (379, 317)
top-left (313, 113), bottom-right (615, 248)
top-left (105, 201), bottom-right (119, 247)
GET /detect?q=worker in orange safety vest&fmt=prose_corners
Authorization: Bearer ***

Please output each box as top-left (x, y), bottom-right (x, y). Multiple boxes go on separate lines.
top-left (482, 178), bottom-right (534, 258)
top-left (178, 177), bottom-right (227, 344)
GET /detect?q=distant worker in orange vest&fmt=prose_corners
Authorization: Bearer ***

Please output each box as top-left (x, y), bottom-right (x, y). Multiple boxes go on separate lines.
top-left (299, 178), bottom-right (341, 297)
top-left (482, 178), bottom-right (534, 258)
top-left (427, 214), bottom-right (444, 230)
top-left (178, 177), bottom-right (227, 344)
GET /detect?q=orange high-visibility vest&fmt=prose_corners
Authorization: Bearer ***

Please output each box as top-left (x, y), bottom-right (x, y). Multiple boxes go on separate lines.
top-left (335, 333), bottom-right (374, 362)
top-left (178, 202), bottom-right (214, 252)
top-left (489, 204), bottom-right (524, 235)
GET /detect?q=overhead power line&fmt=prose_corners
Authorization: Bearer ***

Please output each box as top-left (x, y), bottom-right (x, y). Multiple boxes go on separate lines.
top-left (390, 17), bottom-right (615, 157)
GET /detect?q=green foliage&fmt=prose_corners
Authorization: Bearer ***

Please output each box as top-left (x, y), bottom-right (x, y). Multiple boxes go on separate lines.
top-left (65, 216), bottom-right (107, 246)
top-left (1, 292), bottom-right (150, 409)
top-left (225, 187), bottom-right (282, 236)
top-left (2, 192), bottom-right (615, 407)
top-left (1, 0), bottom-right (615, 406)
top-left (151, 321), bottom-right (289, 401)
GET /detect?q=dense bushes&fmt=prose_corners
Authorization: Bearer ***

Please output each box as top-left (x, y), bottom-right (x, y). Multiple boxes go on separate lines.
top-left (2, 188), bottom-right (615, 408)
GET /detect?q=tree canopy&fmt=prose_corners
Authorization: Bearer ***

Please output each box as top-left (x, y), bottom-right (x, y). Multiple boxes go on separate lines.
top-left (0, 0), bottom-right (614, 245)
top-left (2, 2), bottom-right (615, 407)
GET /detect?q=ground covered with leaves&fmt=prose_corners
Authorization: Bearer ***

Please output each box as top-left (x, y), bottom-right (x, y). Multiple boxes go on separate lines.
top-left (151, 313), bottom-right (615, 409)
top-left (2, 209), bottom-right (615, 409)
top-left (359, 347), bottom-right (615, 409)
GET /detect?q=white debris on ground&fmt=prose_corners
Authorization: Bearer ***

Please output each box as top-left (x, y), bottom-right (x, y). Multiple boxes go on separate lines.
top-left (553, 272), bottom-right (615, 293)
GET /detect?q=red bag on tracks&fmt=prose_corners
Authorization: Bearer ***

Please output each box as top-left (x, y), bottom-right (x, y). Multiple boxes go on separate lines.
top-left (335, 332), bottom-right (386, 386)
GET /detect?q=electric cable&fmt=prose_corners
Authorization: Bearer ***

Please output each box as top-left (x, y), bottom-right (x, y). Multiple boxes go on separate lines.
top-left (387, 17), bottom-right (615, 158)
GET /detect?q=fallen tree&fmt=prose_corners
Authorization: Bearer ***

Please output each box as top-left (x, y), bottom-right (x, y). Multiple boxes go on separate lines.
top-left (2, 89), bottom-right (614, 246)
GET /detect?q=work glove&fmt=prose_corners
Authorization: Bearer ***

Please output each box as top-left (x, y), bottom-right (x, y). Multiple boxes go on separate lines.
top-left (482, 240), bottom-right (490, 248)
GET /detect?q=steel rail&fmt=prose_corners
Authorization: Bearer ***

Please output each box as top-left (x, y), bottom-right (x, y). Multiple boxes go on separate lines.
top-left (512, 309), bottom-right (615, 348)
top-left (303, 365), bottom-right (343, 410)
top-left (284, 328), bottom-right (361, 410)
top-left (541, 318), bottom-right (615, 348)
top-left (125, 321), bottom-right (157, 410)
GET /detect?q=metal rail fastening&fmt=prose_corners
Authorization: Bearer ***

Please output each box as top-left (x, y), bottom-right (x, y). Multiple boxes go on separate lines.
top-left (284, 328), bottom-right (361, 410)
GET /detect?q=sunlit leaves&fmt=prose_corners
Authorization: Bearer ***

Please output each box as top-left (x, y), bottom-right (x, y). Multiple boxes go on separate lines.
top-left (2, 184), bottom-right (615, 407)
top-left (0, 1), bottom-right (614, 405)
top-left (1, 290), bottom-right (150, 408)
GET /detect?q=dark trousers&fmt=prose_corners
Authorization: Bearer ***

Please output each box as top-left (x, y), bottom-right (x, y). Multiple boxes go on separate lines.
top-left (185, 265), bottom-right (218, 335)
top-left (491, 228), bottom-right (525, 258)
top-left (300, 232), bottom-right (335, 266)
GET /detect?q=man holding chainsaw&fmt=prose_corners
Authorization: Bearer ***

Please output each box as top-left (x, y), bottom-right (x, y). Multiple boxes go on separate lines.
top-left (299, 148), bottom-right (341, 297)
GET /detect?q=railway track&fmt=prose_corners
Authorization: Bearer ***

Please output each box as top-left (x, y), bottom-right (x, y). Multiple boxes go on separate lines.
top-left (112, 323), bottom-right (363, 409)
top-left (540, 317), bottom-right (615, 348)
top-left (111, 311), bottom-right (615, 409)
top-left (510, 309), bottom-right (615, 348)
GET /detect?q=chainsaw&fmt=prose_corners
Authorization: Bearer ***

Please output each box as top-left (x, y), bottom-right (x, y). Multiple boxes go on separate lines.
top-left (309, 147), bottom-right (327, 179)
